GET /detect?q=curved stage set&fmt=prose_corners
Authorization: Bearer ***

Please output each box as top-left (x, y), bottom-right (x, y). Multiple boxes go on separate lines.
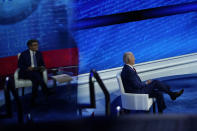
top-left (1, 0), bottom-right (197, 130)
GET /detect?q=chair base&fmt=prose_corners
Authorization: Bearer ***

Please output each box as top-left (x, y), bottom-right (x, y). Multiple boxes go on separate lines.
top-left (120, 102), bottom-right (156, 115)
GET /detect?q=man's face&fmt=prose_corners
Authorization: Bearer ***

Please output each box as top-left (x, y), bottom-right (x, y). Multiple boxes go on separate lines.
top-left (130, 54), bottom-right (135, 65)
top-left (29, 42), bottom-right (38, 51)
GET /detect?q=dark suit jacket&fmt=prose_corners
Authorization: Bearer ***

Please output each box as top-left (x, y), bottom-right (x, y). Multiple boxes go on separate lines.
top-left (121, 64), bottom-right (147, 93)
top-left (18, 50), bottom-right (45, 78)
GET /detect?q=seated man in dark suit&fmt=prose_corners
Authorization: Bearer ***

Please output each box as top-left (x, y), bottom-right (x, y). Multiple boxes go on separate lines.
top-left (18, 39), bottom-right (52, 106)
top-left (121, 52), bottom-right (184, 113)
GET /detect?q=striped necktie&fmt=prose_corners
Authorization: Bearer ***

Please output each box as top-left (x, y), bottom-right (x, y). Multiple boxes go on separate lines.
top-left (33, 52), bottom-right (37, 67)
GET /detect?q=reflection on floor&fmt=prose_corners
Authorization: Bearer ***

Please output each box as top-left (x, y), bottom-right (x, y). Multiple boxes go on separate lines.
top-left (0, 83), bottom-right (77, 124)
top-left (1, 74), bottom-right (197, 123)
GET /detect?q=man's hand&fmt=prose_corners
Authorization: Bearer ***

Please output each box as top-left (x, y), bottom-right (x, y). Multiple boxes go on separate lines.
top-left (27, 66), bottom-right (34, 71)
top-left (146, 79), bottom-right (152, 85)
top-left (40, 66), bottom-right (46, 72)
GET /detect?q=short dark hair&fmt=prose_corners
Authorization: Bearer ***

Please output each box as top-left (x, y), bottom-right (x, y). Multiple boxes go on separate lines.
top-left (27, 39), bottom-right (39, 47)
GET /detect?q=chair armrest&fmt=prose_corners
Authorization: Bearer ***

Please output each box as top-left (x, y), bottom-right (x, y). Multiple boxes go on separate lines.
top-left (123, 93), bottom-right (149, 98)
top-left (122, 93), bottom-right (150, 103)
top-left (14, 68), bottom-right (20, 80)
top-left (42, 69), bottom-right (48, 84)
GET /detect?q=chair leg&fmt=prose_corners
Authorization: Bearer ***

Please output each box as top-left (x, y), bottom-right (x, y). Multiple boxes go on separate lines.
top-left (22, 87), bottom-right (25, 96)
top-left (153, 102), bottom-right (156, 113)
top-left (53, 79), bottom-right (57, 88)
top-left (16, 88), bottom-right (19, 96)
top-left (78, 108), bottom-right (82, 117)
top-left (4, 84), bottom-right (12, 117)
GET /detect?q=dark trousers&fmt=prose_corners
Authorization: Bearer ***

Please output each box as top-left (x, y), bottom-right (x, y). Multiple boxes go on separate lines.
top-left (20, 71), bottom-right (48, 102)
top-left (145, 80), bottom-right (172, 113)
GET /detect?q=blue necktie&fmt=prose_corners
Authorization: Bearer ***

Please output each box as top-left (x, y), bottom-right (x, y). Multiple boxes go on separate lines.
top-left (33, 52), bottom-right (37, 67)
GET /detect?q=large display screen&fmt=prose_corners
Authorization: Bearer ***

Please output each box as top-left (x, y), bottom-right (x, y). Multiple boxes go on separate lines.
top-left (74, 0), bottom-right (197, 20)
top-left (0, 0), bottom-right (75, 57)
top-left (73, 0), bottom-right (197, 74)
top-left (1, 0), bottom-right (197, 75)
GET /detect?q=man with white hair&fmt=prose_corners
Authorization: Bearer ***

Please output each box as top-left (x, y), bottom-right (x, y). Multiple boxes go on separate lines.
top-left (121, 52), bottom-right (184, 113)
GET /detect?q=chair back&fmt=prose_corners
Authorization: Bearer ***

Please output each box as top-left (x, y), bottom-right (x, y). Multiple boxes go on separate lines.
top-left (116, 72), bottom-right (125, 94)
top-left (17, 53), bottom-right (21, 59)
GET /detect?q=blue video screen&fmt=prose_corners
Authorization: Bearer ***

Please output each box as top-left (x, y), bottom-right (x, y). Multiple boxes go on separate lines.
top-left (73, 0), bottom-right (197, 74)
top-left (74, 0), bottom-right (197, 20)
top-left (0, 0), bottom-right (74, 58)
top-left (1, 0), bottom-right (197, 74)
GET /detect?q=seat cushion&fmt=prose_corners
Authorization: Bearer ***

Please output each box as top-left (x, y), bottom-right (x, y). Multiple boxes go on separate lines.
top-left (15, 79), bottom-right (32, 88)
top-left (121, 93), bottom-right (153, 110)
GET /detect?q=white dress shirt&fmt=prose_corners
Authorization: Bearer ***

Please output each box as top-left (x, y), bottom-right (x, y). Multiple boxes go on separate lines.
top-left (126, 64), bottom-right (136, 72)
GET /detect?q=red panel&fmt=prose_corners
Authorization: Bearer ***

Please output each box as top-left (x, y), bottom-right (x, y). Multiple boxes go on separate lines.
top-left (42, 48), bottom-right (79, 69)
top-left (0, 56), bottom-right (18, 76)
top-left (0, 48), bottom-right (79, 76)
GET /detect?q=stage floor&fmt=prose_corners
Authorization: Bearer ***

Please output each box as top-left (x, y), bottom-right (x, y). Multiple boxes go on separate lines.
top-left (1, 73), bottom-right (197, 123)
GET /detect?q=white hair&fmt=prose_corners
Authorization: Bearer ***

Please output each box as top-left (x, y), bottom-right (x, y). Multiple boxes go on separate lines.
top-left (123, 52), bottom-right (134, 64)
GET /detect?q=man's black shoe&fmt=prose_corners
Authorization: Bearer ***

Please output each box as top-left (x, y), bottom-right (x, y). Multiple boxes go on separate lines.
top-left (170, 89), bottom-right (184, 101)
